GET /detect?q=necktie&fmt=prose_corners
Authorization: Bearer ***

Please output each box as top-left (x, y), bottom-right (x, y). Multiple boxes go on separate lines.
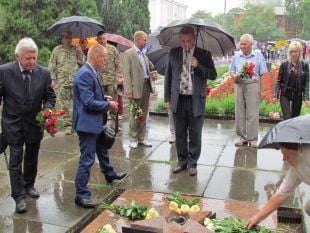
top-left (180, 50), bottom-right (190, 95)
top-left (22, 71), bottom-right (31, 101)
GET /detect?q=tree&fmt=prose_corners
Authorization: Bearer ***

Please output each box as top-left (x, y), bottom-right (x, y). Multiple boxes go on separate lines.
top-left (285, 0), bottom-right (304, 37)
top-left (0, 0), bottom-right (99, 66)
top-left (192, 11), bottom-right (213, 21)
top-left (96, 0), bottom-right (122, 33)
top-left (115, 0), bottom-right (150, 40)
top-left (299, 0), bottom-right (310, 39)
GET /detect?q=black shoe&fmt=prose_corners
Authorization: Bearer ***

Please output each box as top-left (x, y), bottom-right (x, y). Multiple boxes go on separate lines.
top-left (188, 167), bottom-right (197, 176)
top-left (26, 187), bottom-right (40, 198)
top-left (15, 198), bottom-right (27, 213)
top-left (172, 165), bottom-right (187, 173)
top-left (106, 172), bottom-right (127, 184)
top-left (75, 198), bottom-right (97, 208)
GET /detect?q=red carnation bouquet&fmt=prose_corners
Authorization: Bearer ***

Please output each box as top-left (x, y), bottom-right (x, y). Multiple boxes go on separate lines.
top-left (239, 62), bottom-right (255, 79)
top-left (130, 102), bottom-right (145, 123)
top-left (36, 109), bottom-right (65, 136)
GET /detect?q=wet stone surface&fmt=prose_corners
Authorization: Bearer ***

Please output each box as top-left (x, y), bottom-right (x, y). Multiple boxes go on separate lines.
top-left (0, 114), bottom-right (308, 232)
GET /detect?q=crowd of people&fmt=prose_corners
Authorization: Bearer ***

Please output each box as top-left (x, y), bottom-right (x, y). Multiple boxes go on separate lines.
top-left (0, 25), bottom-right (309, 231)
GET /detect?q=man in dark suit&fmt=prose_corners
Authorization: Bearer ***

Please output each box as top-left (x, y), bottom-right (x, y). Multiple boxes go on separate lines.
top-left (0, 37), bottom-right (56, 213)
top-left (73, 44), bottom-right (126, 208)
top-left (164, 26), bottom-right (217, 176)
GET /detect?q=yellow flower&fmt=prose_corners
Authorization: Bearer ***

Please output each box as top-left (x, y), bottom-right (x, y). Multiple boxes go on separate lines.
top-left (190, 204), bottom-right (200, 212)
top-left (180, 204), bottom-right (190, 213)
top-left (169, 201), bottom-right (179, 210)
top-left (145, 208), bottom-right (159, 219)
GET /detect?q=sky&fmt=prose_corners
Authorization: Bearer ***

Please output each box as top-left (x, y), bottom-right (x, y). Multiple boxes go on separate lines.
top-left (178, 0), bottom-right (242, 17)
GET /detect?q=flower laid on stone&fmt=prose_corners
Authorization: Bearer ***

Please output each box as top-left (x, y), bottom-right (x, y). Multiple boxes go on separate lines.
top-left (130, 101), bottom-right (145, 122)
top-left (239, 62), bottom-right (255, 79)
top-left (166, 192), bottom-right (200, 215)
top-left (100, 201), bottom-right (159, 220)
top-left (204, 217), bottom-right (279, 233)
top-left (35, 108), bottom-right (65, 137)
top-left (98, 224), bottom-right (116, 233)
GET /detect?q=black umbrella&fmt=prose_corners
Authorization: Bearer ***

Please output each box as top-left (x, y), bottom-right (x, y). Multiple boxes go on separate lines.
top-left (47, 16), bottom-right (106, 38)
top-left (158, 17), bottom-right (235, 56)
top-left (147, 47), bottom-right (170, 76)
top-left (258, 114), bottom-right (310, 149)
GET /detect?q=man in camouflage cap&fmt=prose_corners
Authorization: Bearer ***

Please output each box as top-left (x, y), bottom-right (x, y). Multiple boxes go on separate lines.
top-left (96, 31), bottom-right (123, 120)
top-left (48, 31), bottom-right (84, 135)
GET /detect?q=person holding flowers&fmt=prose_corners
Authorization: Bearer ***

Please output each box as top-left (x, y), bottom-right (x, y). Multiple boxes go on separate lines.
top-left (0, 38), bottom-right (56, 213)
top-left (273, 41), bottom-right (309, 120)
top-left (230, 34), bottom-right (268, 148)
top-left (123, 31), bottom-right (156, 149)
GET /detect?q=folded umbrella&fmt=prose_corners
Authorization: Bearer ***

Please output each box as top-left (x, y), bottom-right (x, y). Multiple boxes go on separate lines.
top-left (258, 114), bottom-right (310, 149)
top-left (0, 133), bottom-right (9, 169)
top-left (47, 15), bottom-right (106, 38)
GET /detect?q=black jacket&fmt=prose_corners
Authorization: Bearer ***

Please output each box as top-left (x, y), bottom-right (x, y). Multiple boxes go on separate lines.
top-left (274, 60), bottom-right (309, 101)
top-left (0, 61), bottom-right (56, 144)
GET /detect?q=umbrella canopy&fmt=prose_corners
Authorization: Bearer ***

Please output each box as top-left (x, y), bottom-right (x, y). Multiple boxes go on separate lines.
top-left (47, 15), bottom-right (106, 38)
top-left (258, 114), bottom-right (310, 149)
top-left (158, 17), bottom-right (236, 56)
top-left (106, 33), bottom-right (132, 52)
top-left (286, 38), bottom-right (307, 44)
top-left (147, 47), bottom-right (170, 76)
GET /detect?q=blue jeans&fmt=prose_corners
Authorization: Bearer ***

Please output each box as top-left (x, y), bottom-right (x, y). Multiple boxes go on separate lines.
top-left (75, 131), bottom-right (116, 200)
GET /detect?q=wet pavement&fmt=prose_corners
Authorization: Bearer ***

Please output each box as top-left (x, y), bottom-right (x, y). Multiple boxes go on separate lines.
top-left (0, 77), bottom-right (309, 232)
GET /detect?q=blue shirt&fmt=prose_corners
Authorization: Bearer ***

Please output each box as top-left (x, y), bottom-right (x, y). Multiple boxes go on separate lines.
top-left (134, 45), bottom-right (149, 79)
top-left (230, 50), bottom-right (268, 80)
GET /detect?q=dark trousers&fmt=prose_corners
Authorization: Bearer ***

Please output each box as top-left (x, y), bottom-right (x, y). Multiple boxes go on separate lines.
top-left (173, 95), bottom-right (204, 168)
top-left (280, 95), bottom-right (303, 120)
top-left (9, 142), bottom-right (41, 199)
top-left (75, 131), bottom-right (116, 200)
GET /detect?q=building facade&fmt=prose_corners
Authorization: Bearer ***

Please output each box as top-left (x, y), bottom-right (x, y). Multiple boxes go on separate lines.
top-left (149, 0), bottom-right (187, 32)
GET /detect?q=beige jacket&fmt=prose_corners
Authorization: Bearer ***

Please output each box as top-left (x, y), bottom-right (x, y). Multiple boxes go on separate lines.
top-left (123, 47), bottom-right (154, 99)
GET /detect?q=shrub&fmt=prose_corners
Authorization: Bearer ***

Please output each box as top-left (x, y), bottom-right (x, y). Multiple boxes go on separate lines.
top-left (154, 98), bottom-right (166, 112)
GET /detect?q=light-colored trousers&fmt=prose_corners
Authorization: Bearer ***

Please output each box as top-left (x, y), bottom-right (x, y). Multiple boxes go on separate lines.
top-left (235, 82), bottom-right (260, 141)
top-left (129, 81), bottom-right (151, 141)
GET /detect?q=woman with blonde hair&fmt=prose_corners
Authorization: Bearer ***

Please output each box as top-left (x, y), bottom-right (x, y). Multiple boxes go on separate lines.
top-left (273, 41), bottom-right (309, 119)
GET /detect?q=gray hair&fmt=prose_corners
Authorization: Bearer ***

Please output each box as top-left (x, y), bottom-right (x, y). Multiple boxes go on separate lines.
top-left (240, 34), bottom-right (254, 44)
top-left (15, 37), bottom-right (38, 55)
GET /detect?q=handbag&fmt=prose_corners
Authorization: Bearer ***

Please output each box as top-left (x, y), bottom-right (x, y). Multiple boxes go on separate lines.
top-left (97, 111), bottom-right (119, 149)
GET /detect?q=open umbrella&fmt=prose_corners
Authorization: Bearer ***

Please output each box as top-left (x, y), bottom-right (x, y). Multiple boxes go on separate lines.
top-left (106, 33), bottom-right (132, 52)
top-left (158, 17), bottom-right (235, 56)
top-left (147, 47), bottom-right (170, 76)
top-left (47, 16), bottom-right (106, 38)
top-left (258, 114), bottom-right (310, 149)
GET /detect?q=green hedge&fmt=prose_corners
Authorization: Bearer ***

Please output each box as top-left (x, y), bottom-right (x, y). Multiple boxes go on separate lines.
top-left (154, 95), bottom-right (310, 118)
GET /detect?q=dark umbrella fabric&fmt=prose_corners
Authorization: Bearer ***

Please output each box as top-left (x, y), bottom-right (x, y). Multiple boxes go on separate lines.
top-left (47, 16), bottom-right (106, 38)
top-left (258, 114), bottom-right (310, 149)
top-left (158, 17), bottom-right (235, 56)
top-left (147, 47), bottom-right (170, 76)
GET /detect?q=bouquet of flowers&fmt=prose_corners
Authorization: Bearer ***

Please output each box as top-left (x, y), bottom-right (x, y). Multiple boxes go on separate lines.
top-left (100, 201), bottom-right (159, 220)
top-left (130, 101), bottom-right (145, 123)
top-left (36, 109), bottom-right (65, 137)
top-left (166, 192), bottom-right (201, 215)
top-left (98, 224), bottom-right (116, 233)
top-left (238, 62), bottom-right (255, 79)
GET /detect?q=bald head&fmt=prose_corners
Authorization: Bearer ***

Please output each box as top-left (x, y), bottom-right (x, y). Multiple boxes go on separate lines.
top-left (87, 44), bottom-right (108, 70)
